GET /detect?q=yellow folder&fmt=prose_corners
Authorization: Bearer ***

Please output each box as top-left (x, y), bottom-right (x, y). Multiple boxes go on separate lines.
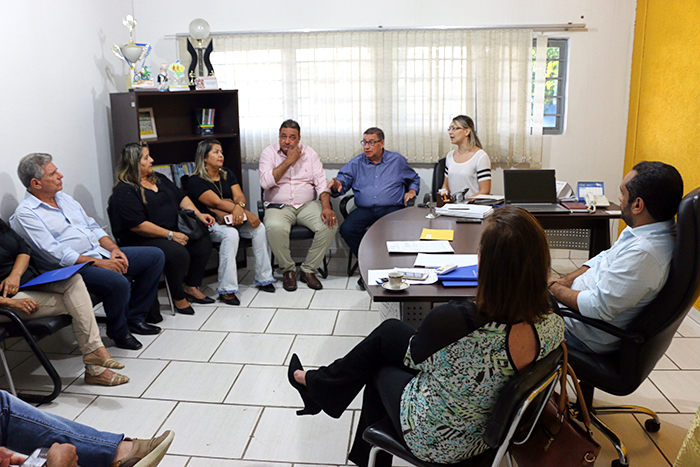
top-left (419, 228), bottom-right (454, 241)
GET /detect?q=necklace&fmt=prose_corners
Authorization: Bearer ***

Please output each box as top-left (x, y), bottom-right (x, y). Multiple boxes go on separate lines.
top-left (213, 179), bottom-right (224, 199)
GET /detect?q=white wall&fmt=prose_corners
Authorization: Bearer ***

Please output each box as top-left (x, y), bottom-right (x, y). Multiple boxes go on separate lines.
top-left (0, 0), bottom-right (637, 227)
top-left (0, 1), bottom-right (133, 225)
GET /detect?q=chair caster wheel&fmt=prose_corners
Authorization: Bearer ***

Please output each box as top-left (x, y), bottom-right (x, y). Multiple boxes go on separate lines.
top-left (645, 418), bottom-right (661, 432)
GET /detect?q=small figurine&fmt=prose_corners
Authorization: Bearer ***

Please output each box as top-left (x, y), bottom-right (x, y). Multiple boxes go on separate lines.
top-left (157, 63), bottom-right (169, 91)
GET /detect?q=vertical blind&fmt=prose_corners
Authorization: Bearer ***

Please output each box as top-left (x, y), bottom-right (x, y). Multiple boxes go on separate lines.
top-left (179, 28), bottom-right (543, 166)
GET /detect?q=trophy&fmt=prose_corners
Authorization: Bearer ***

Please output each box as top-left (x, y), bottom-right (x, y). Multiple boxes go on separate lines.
top-left (187, 18), bottom-right (216, 88)
top-left (112, 15), bottom-right (152, 90)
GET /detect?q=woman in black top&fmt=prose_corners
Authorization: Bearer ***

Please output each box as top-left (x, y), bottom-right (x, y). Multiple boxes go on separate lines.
top-left (0, 220), bottom-right (128, 386)
top-left (186, 139), bottom-right (276, 306)
top-left (109, 142), bottom-right (216, 315)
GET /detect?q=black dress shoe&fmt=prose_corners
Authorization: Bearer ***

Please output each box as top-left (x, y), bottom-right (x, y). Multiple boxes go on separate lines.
top-left (357, 277), bottom-right (366, 291)
top-left (128, 322), bottom-right (162, 335)
top-left (113, 333), bottom-right (143, 350)
top-left (288, 354), bottom-right (321, 416)
top-left (219, 294), bottom-right (240, 306)
top-left (184, 293), bottom-right (215, 304)
top-left (175, 305), bottom-right (195, 315)
top-left (257, 283), bottom-right (276, 293)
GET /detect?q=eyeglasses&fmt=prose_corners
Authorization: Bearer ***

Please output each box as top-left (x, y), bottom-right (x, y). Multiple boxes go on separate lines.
top-left (448, 126), bottom-right (465, 132)
top-left (360, 140), bottom-right (383, 147)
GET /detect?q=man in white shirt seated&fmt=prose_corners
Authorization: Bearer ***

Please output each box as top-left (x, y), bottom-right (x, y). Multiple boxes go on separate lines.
top-left (10, 154), bottom-right (165, 350)
top-left (548, 161), bottom-right (684, 353)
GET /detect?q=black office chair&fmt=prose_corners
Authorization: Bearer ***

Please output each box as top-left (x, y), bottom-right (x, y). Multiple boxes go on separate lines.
top-left (363, 346), bottom-right (565, 467)
top-left (339, 194), bottom-right (417, 278)
top-left (422, 158), bottom-right (446, 205)
top-left (0, 308), bottom-right (72, 404)
top-left (258, 188), bottom-right (329, 278)
top-left (558, 187), bottom-right (700, 467)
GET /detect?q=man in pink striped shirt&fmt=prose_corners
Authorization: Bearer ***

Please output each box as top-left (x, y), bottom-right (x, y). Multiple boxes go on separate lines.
top-left (259, 120), bottom-right (338, 292)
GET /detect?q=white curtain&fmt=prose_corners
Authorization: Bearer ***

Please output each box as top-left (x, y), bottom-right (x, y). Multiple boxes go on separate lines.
top-left (178, 28), bottom-right (541, 166)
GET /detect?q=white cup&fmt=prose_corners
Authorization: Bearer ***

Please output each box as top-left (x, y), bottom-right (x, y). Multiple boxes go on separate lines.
top-left (388, 272), bottom-right (404, 289)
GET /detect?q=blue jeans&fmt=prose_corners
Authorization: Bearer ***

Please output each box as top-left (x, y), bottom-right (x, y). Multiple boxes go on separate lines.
top-left (564, 329), bottom-right (596, 354)
top-left (80, 246), bottom-right (164, 340)
top-left (0, 390), bottom-right (122, 466)
top-left (340, 205), bottom-right (404, 257)
top-left (209, 222), bottom-right (275, 295)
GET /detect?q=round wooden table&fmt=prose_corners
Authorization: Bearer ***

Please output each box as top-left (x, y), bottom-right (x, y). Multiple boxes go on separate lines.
top-left (358, 206), bottom-right (485, 302)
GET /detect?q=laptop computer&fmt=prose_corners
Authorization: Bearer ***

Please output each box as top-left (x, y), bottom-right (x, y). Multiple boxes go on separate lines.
top-left (503, 169), bottom-right (570, 213)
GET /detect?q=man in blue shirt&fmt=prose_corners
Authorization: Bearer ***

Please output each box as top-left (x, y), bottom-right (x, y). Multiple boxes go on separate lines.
top-left (549, 161), bottom-right (683, 353)
top-left (11, 154), bottom-right (165, 350)
top-left (328, 127), bottom-right (420, 269)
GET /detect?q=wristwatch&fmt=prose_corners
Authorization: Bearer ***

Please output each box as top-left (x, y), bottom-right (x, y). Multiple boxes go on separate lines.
top-left (237, 201), bottom-right (246, 209)
top-left (167, 231), bottom-right (174, 241)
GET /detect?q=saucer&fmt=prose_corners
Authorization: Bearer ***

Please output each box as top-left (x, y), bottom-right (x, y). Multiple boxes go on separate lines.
top-left (382, 282), bottom-right (410, 292)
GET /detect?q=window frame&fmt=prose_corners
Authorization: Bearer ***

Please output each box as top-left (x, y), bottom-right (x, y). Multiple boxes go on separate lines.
top-left (532, 37), bottom-right (568, 135)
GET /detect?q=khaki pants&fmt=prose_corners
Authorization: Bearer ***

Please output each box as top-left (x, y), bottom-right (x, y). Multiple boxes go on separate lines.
top-left (2, 275), bottom-right (105, 374)
top-left (263, 200), bottom-right (338, 273)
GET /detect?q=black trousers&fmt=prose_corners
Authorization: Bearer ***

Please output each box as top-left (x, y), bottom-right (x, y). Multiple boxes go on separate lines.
top-left (305, 319), bottom-right (418, 467)
top-left (123, 235), bottom-right (212, 301)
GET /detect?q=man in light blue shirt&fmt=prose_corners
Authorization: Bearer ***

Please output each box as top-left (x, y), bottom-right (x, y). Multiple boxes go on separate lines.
top-left (10, 154), bottom-right (165, 350)
top-left (328, 127), bottom-right (420, 261)
top-left (549, 161), bottom-right (684, 353)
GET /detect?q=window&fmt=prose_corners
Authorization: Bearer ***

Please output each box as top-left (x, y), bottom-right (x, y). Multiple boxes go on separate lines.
top-left (532, 38), bottom-right (568, 135)
top-left (183, 29), bottom-right (541, 166)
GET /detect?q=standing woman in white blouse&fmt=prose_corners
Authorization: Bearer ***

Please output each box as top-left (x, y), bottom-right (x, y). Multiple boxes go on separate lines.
top-left (441, 115), bottom-right (491, 198)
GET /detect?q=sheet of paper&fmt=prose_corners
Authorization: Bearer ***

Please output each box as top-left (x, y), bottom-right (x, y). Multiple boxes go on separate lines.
top-left (367, 268), bottom-right (438, 285)
top-left (420, 228), bottom-right (454, 241)
top-left (413, 253), bottom-right (478, 268)
top-left (386, 241), bottom-right (454, 253)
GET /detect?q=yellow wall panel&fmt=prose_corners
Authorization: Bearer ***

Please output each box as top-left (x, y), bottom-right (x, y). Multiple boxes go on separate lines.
top-left (626, 0), bottom-right (700, 308)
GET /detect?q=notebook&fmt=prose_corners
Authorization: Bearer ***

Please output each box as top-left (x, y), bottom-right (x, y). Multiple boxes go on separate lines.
top-left (503, 169), bottom-right (570, 213)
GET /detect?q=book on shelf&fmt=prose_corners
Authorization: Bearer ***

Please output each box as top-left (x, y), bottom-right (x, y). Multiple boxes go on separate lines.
top-left (169, 162), bottom-right (196, 188)
top-left (196, 108), bottom-right (215, 135)
top-left (152, 165), bottom-right (173, 182)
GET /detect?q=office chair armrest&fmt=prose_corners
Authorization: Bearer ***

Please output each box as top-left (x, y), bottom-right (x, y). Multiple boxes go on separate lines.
top-left (339, 194), bottom-right (354, 219)
top-left (257, 200), bottom-right (265, 219)
top-left (556, 308), bottom-right (646, 343)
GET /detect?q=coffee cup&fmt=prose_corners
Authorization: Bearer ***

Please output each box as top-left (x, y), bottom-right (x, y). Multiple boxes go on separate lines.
top-left (388, 271), bottom-right (404, 289)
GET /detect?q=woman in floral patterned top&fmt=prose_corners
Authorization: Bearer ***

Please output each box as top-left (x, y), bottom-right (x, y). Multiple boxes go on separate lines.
top-left (288, 206), bottom-right (565, 467)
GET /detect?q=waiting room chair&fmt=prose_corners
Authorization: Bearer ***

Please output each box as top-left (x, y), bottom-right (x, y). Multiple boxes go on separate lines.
top-left (557, 187), bottom-right (700, 467)
top-left (339, 194), bottom-right (416, 277)
top-left (363, 346), bottom-right (564, 467)
top-left (258, 188), bottom-right (329, 278)
top-left (0, 308), bottom-right (71, 404)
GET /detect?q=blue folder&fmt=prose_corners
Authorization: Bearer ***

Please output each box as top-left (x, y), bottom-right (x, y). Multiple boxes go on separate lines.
top-left (20, 262), bottom-right (93, 289)
top-left (438, 265), bottom-right (478, 281)
top-left (441, 280), bottom-right (478, 287)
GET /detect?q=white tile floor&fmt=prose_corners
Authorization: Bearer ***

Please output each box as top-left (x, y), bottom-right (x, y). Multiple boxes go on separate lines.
top-left (1, 253), bottom-right (698, 467)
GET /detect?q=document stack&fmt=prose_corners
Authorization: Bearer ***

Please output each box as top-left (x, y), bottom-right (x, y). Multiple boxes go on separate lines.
top-left (435, 204), bottom-right (493, 219)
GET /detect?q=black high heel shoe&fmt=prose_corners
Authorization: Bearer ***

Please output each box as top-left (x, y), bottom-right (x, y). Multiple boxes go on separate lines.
top-left (288, 354), bottom-right (322, 416)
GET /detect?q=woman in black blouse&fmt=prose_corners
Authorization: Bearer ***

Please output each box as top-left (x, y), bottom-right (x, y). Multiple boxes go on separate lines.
top-left (186, 139), bottom-right (276, 306)
top-left (0, 220), bottom-right (128, 386)
top-left (109, 142), bottom-right (215, 315)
